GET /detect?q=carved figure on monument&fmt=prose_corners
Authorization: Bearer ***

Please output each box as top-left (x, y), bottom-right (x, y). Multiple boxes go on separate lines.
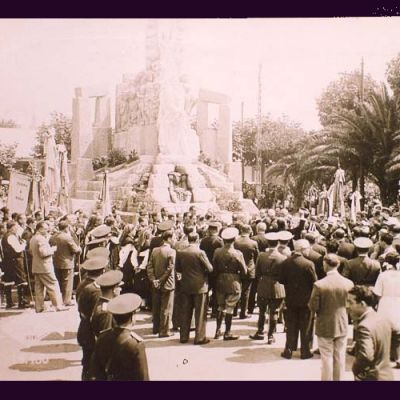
top-left (157, 21), bottom-right (200, 162)
top-left (168, 171), bottom-right (192, 203)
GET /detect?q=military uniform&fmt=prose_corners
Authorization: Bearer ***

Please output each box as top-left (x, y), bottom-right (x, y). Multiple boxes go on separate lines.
top-left (76, 256), bottom-right (108, 380)
top-left (89, 293), bottom-right (149, 381)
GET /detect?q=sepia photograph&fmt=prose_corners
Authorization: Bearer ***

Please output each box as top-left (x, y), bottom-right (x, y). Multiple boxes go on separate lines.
top-left (0, 17), bottom-right (400, 381)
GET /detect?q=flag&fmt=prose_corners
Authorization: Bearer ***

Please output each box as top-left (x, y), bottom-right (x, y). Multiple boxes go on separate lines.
top-left (57, 144), bottom-right (70, 214)
top-left (99, 171), bottom-right (112, 218)
top-left (43, 131), bottom-right (61, 215)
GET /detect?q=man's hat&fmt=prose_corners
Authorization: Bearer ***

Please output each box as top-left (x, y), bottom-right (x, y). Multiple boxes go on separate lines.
top-left (96, 270), bottom-right (123, 288)
top-left (157, 220), bottom-right (174, 232)
top-left (221, 227), bottom-right (239, 240)
top-left (81, 256), bottom-right (108, 271)
top-left (265, 232), bottom-right (279, 241)
top-left (90, 225), bottom-right (111, 238)
top-left (107, 293), bottom-right (142, 315)
top-left (86, 247), bottom-right (110, 259)
top-left (208, 221), bottom-right (222, 230)
top-left (354, 237), bottom-right (373, 249)
top-left (277, 230), bottom-right (293, 241)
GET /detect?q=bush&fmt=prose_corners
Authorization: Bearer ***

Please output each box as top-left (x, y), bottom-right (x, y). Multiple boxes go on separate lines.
top-left (92, 148), bottom-right (140, 171)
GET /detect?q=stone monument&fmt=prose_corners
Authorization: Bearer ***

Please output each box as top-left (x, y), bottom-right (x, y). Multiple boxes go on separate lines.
top-left (70, 20), bottom-right (257, 217)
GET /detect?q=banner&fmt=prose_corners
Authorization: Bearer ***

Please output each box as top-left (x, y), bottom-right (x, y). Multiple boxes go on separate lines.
top-left (7, 170), bottom-right (32, 214)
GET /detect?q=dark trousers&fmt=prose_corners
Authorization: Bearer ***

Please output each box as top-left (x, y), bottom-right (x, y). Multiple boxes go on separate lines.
top-left (239, 279), bottom-right (254, 317)
top-left (152, 289), bottom-right (174, 336)
top-left (81, 346), bottom-right (94, 381)
top-left (55, 268), bottom-right (74, 305)
top-left (391, 330), bottom-right (400, 362)
top-left (180, 292), bottom-right (208, 343)
top-left (248, 277), bottom-right (258, 313)
top-left (258, 297), bottom-right (284, 336)
top-left (285, 305), bottom-right (314, 354)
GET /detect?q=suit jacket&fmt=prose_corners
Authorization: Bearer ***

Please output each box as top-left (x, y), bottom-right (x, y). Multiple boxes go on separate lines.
top-left (255, 248), bottom-right (286, 299)
top-left (199, 234), bottom-right (223, 265)
top-left (337, 240), bottom-right (356, 260)
top-left (234, 236), bottom-right (259, 279)
top-left (251, 233), bottom-right (269, 252)
top-left (147, 243), bottom-right (176, 291)
top-left (30, 233), bottom-right (56, 274)
top-left (342, 255), bottom-right (381, 286)
top-left (308, 270), bottom-right (354, 338)
top-left (305, 248), bottom-right (325, 280)
top-left (278, 252), bottom-right (317, 307)
top-left (52, 231), bottom-right (81, 269)
top-left (312, 243), bottom-right (326, 257)
top-left (175, 244), bottom-right (213, 294)
top-left (353, 309), bottom-right (394, 381)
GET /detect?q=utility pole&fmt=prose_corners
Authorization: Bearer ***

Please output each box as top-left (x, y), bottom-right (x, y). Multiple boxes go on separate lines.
top-left (256, 63), bottom-right (262, 187)
top-left (241, 101), bottom-right (245, 187)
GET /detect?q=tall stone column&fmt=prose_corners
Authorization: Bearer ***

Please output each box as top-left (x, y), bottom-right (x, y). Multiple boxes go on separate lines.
top-left (218, 103), bottom-right (232, 164)
top-left (93, 96), bottom-right (112, 159)
top-left (71, 95), bottom-right (94, 183)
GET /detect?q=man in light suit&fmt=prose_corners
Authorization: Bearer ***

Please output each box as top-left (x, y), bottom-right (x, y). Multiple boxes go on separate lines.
top-left (309, 254), bottom-right (354, 380)
top-left (176, 232), bottom-right (213, 345)
top-left (30, 221), bottom-right (66, 313)
top-left (347, 285), bottom-right (394, 381)
top-left (147, 230), bottom-right (176, 337)
top-left (52, 220), bottom-right (81, 306)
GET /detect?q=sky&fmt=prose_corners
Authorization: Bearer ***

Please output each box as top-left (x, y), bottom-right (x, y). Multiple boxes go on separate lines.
top-left (0, 17), bottom-right (400, 134)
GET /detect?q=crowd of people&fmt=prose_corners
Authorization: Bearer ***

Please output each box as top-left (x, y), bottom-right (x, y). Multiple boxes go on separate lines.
top-left (0, 202), bottom-right (400, 381)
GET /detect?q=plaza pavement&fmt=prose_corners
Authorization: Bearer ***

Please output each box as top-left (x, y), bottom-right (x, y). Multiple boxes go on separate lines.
top-left (1, 302), bottom-right (399, 381)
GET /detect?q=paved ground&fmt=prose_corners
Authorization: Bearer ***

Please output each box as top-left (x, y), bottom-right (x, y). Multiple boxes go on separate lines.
top-left (1, 302), bottom-right (399, 381)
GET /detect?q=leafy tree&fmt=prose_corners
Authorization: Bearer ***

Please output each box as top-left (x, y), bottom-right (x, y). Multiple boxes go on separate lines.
top-left (233, 114), bottom-right (308, 182)
top-left (0, 142), bottom-right (18, 169)
top-left (33, 112), bottom-right (72, 159)
top-left (316, 70), bottom-right (378, 127)
top-left (0, 119), bottom-right (18, 128)
top-left (386, 53), bottom-right (400, 100)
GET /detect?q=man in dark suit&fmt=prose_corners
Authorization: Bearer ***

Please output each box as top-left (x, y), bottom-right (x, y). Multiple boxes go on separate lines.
top-left (303, 236), bottom-right (325, 280)
top-left (89, 293), bottom-right (149, 381)
top-left (52, 220), bottom-right (81, 306)
top-left (249, 232), bottom-right (286, 344)
top-left (200, 221), bottom-right (223, 318)
top-left (234, 224), bottom-right (259, 318)
top-left (347, 285), bottom-right (394, 381)
top-left (342, 237), bottom-right (381, 287)
top-left (305, 231), bottom-right (326, 257)
top-left (176, 232), bottom-right (213, 345)
top-left (334, 228), bottom-right (356, 260)
top-left (147, 230), bottom-right (176, 338)
top-left (278, 239), bottom-right (317, 359)
top-left (309, 254), bottom-right (354, 380)
top-left (251, 222), bottom-right (269, 252)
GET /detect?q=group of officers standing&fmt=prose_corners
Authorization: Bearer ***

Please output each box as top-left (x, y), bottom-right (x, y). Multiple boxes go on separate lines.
top-left (1, 203), bottom-right (400, 380)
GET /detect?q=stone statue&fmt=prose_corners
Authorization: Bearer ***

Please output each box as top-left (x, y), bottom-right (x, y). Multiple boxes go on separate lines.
top-left (317, 184), bottom-right (329, 216)
top-left (157, 21), bottom-right (200, 162)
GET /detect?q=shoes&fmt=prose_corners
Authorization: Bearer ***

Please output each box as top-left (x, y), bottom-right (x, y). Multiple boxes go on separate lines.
top-left (64, 302), bottom-right (76, 306)
top-left (249, 333), bottom-right (265, 340)
top-left (223, 333), bottom-right (239, 341)
top-left (179, 339), bottom-right (189, 344)
top-left (55, 307), bottom-right (69, 312)
top-left (267, 335), bottom-right (276, 344)
top-left (214, 329), bottom-right (222, 339)
top-left (313, 348), bottom-right (320, 355)
top-left (281, 349), bottom-right (292, 359)
top-left (239, 314), bottom-right (250, 320)
top-left (194, 339), bottom-right (210, 345)
top-left (159, 333), bottom-right (174, 338)
top-left (6, 303), bottom-right (15, 309)
top-left (300, 352), bottom-right (314, 360)
top-left (395, 362), bottom-right (400, 369)
top-left (171, 327), bottom-right (180, 332)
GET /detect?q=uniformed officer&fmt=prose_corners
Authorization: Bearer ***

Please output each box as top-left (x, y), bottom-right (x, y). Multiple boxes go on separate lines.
top-left (85, 225), bottom-right (112, 253)
top-left (91, 270), bottom-right (124, 339)
top-left (85, 246), bottom-right (110, 260)
top-left (212, 227), bottom-right (247, 340)
top-left (89, 293), bottom-right (150, 381)
top-left (77, 256), bottom-right (108, 380)
top-left (277, 231), bottom-right (293, 257)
